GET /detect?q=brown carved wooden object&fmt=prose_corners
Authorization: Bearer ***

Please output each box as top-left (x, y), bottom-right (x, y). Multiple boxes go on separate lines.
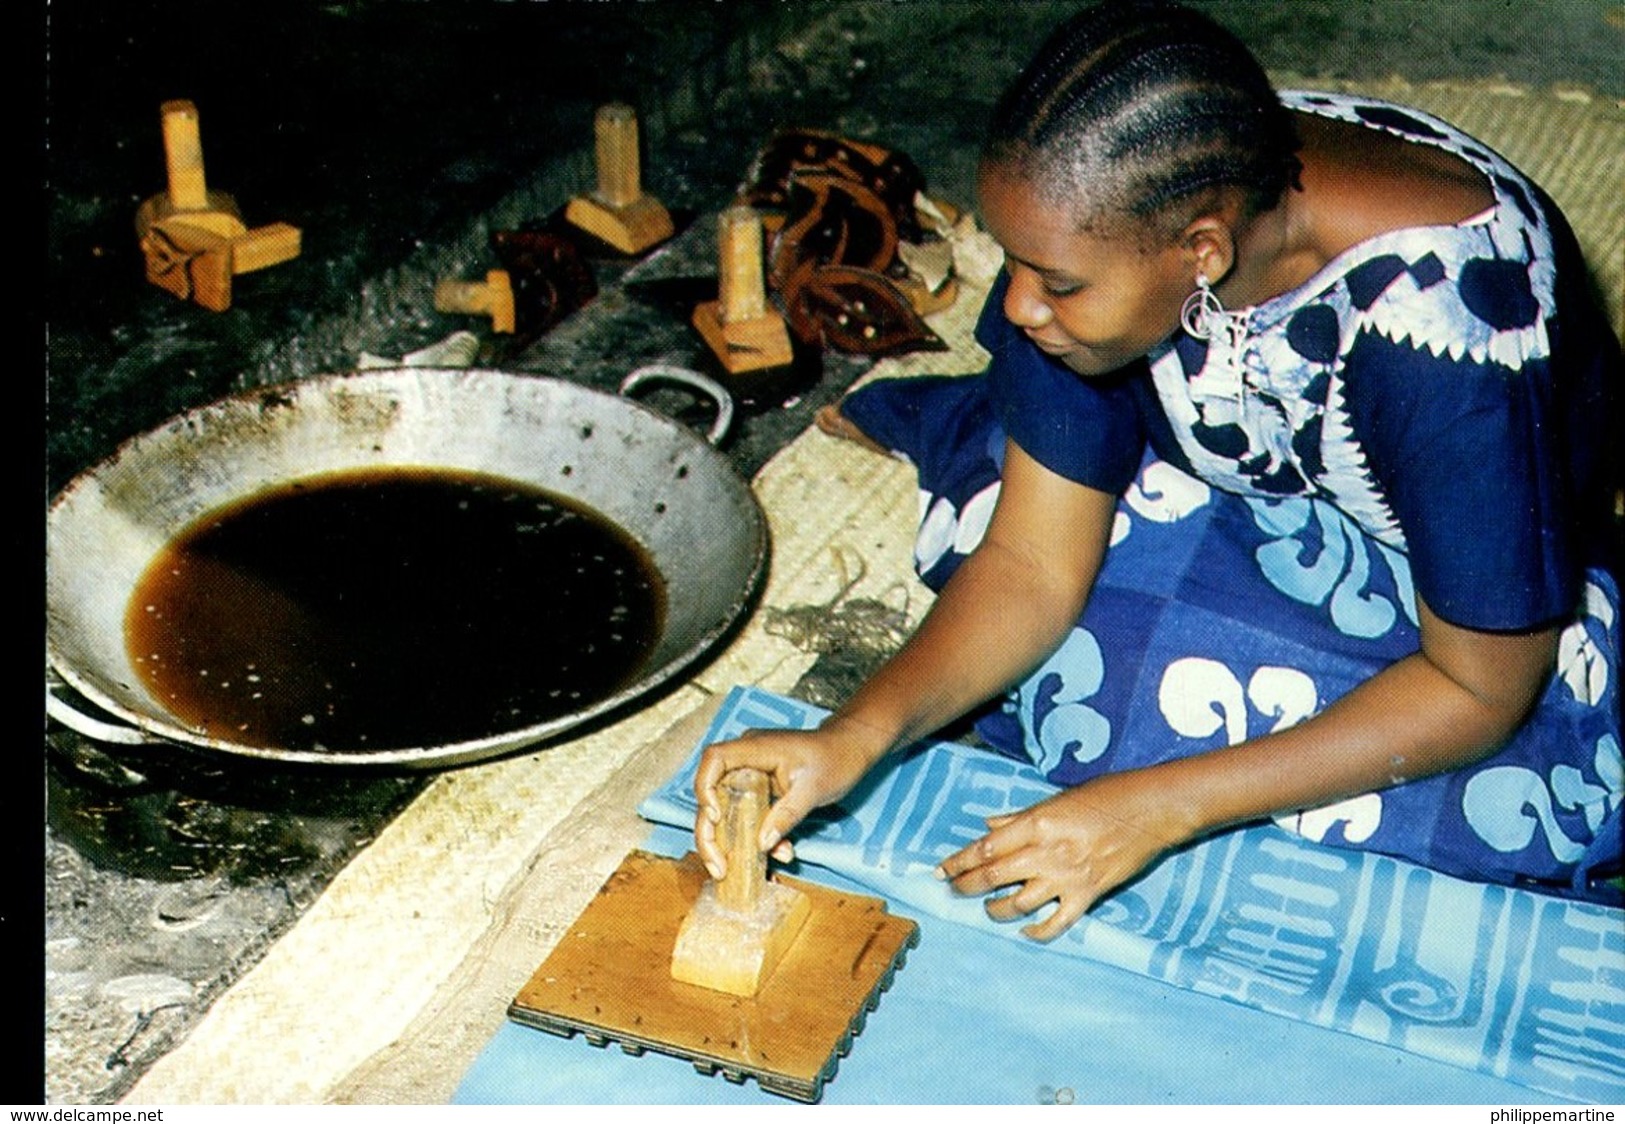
top-left (741, 128), bottom-right (927, 243)
top-left (781, 261), bottom-right (945, 357)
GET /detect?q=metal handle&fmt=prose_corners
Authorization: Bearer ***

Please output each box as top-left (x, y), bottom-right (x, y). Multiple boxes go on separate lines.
top-left (619, 364), bottom-right (736, 446)
top-left (45, 684), bottom-right (164, 746)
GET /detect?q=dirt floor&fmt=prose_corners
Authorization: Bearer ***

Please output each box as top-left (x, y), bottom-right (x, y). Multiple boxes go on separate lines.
top-left (36, 0), bottom-right (1625, 1106)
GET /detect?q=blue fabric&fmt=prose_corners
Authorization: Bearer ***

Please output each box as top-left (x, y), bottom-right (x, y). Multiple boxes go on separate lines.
top-left (459, 822), bottom-right (1548, 1105)
top-left (843, 363), bottom-right (1622, 899)
top-left (605, 687), bottom-right (1622, 1104)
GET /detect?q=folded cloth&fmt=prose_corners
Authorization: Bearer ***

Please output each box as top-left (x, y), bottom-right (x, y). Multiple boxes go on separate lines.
top-left (638, 686), bottom-right (1625, 1104)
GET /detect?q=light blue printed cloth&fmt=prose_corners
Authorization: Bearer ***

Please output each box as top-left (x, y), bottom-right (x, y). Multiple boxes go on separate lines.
top-left (465, 823), bottom-right (1533, 1104)
top-left (638, 686), bottom-right (1625, 1104)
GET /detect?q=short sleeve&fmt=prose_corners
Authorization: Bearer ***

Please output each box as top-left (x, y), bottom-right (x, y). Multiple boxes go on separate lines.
top-left (977, 274), bottom-right (1149, 495)
top-left (1341, 329), bottom-right (1581, 631)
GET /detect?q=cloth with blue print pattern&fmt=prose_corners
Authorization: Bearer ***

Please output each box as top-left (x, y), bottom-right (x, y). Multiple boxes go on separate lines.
top-left (838, 92), bottom-right (1621, 902)
top-left (638, 686), bottom-right (1625, 1103)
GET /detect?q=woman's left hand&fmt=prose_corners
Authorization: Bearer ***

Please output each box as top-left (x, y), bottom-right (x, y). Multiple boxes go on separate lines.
top-left (936, 771), bottom-right (1186, 942)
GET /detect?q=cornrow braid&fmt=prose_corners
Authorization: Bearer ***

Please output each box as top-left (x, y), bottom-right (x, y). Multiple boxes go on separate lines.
top-left (985, 0), bottom-right (1302, 239)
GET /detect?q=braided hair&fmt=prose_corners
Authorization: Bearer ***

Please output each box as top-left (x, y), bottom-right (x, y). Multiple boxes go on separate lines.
top-left (985, 0), bottom-right (1302, 241)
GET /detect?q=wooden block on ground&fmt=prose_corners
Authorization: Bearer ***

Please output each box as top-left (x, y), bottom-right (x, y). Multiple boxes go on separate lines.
top-left (435, 270), bottom-right (517, 333)
top-left (508, 849), bottom-right (918, 1103)
top-left (691, 300), bottom-right (794, 373)
top-left (233, 222), bottom-right (303, 274)
top-left (565, 193), bottom-right (674, 256)
top-left (134, 193), bottom-right (246, 240)
top-left (140, 219), bottom-right (233, 311)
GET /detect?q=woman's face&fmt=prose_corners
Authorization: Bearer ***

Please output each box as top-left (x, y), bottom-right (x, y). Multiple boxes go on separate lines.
top-left (978, 162), bottom-right (1196, 377)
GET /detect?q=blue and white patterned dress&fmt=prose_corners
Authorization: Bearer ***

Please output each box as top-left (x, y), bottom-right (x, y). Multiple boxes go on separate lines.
top-left (841, 92), bottom-right (1622, 903)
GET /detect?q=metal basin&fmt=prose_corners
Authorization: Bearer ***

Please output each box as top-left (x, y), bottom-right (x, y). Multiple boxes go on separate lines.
top-left (45, 366), bottom-right (768, 768)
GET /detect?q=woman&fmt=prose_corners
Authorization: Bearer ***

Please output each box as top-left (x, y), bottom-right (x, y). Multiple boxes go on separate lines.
top-left (696, 0), bottom-right (1621, 938)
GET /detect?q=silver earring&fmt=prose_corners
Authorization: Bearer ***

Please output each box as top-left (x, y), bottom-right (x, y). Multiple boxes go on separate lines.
top-left (1180, 272), bottom-right (1253, 409)
top-left (1180, 274), bottom-right (1227, 340)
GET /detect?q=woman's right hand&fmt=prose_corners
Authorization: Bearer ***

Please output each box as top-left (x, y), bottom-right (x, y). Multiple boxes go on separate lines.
top-left (688, 449), bottom-right (1115, 880)
top-left (693, 716), bottom-right (886, 880)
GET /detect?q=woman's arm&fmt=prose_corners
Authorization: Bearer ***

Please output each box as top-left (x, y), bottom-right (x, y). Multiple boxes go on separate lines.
top-left (694, 441), bottom-right (1120, 877)
top-left (939, 599), bottom-right (1560, 939)
top-left (1154, 600), bottom-right (1558, 835)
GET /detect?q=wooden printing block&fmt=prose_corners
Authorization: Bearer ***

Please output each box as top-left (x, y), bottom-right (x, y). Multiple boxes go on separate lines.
top-left (508, 851), bottom-right (917, 1102)
top-left (508, 768), bottom-right (918, 1102)
top-left (134, 100), bottom-right (301, 310)
top-left (434, 269), bottom-right (517, 333)
top-left (690, 205), bottom-right (794, 375)
top-left (564, 103), bottom-right (673, 256)
top-left (139, 220), bottom-right (235, 311)
top-left (669, 768), bottom-right (809, 995)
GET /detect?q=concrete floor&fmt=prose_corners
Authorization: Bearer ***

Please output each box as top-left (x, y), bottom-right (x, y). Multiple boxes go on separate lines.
top-left (37, 0), bottom-right (1625, 1106)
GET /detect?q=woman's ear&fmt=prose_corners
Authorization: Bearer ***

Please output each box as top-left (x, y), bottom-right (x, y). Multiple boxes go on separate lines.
top-left (1183, 215), bottom-right (1238, 286)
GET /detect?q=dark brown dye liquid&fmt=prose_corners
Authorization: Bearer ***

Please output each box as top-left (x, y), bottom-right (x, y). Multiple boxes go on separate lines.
top-left (125, 467), bottom-right (666, 753)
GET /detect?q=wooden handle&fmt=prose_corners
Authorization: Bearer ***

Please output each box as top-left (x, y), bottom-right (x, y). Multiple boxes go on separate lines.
top-left (717, 205), bottom-right (768, 324)
top-left (434, 271), bottom-right (514, 332)
top-left (434, 279), bottom-right (487, 315)
top-left (715, 767), bottom-right (770, 912)
top-left (160, 100), bottom-right (209, 212)
top-left (593, 102), bottom-right (642, 208)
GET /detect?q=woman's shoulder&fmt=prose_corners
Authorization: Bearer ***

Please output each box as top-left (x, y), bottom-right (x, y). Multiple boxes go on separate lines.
top-left (1250, 92), bottom-right (1567, 364)
top-left (1290, 106), bottom-right (1495, 261)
